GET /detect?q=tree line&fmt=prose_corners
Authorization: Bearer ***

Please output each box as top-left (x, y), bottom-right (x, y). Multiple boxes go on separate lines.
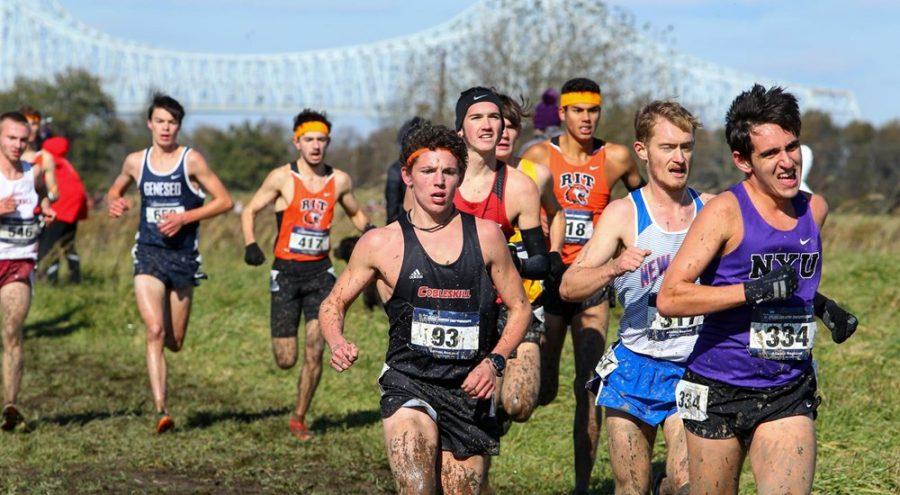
top-left (0, 70), bottom-right (894, 214)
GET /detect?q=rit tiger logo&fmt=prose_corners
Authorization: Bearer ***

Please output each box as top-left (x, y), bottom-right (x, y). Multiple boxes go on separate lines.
top-left (559, 172), bottom-right (595, 206)
top-left (301, 198), bottom-right (328, 225)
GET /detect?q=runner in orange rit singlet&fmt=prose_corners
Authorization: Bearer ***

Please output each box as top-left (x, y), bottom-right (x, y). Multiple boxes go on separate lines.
top-left (522, 77), bottom-right (644, 494)
top-left (241, 109), bottom-right (372, 441)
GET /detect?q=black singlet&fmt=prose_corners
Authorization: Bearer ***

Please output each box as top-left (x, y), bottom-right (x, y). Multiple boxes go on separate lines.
top-left (384, 212), bottom-right (499, 383)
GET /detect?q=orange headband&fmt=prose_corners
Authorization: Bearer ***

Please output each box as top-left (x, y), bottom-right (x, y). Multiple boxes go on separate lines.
top-left (406, 147), bottom-right (452, 166)
top-left (294, 121), bottom-right (329, 139)
top-left (560, 91), bottom-right (602, 107)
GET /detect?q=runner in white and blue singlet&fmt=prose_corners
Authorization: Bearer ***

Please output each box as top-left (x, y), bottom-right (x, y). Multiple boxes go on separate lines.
top-left (561, 101), bottom-right (710, 494)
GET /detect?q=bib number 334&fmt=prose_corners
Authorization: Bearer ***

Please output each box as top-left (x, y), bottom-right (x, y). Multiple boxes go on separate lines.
top-left (675, 380), bottom-right (709, 421)
top-left (749, 305), bottom-right (817, 360)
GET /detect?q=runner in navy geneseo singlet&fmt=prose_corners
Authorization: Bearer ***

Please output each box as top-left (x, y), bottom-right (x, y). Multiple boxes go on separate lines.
top-left (560, 101), bottom-right (712, 494)
top-left (319, 121), bottom-right (531, 494)
top-left (658, 85), bottom-right (858, 494)
top-left (107, 94), bottom-right (233, 434)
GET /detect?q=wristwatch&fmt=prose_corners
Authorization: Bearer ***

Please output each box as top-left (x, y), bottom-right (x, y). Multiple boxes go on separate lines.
top-left (487, 353), bottom-right (506, 377)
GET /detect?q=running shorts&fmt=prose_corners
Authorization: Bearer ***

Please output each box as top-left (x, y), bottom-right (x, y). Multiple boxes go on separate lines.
top-left (679, 367), bottom-right (819, 442)
top-left (133, 245), bottom-right (205, 290)
top-left (270, 258), bottom-right (335, 338)
top-left (0, 259), bottom-right (35, 288)
top-left (379, 365), bottom-right (501, 457)
top-left (589, 341), bottom-right (686, 427)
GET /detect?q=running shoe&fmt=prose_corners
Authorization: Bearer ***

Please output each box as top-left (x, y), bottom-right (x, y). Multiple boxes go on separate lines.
top-left (289, 416), bottom-right (312, 441)
top-left (1, 404), bottom-right (22, 431)
top-left (156, 411), bottom-right (174, 434)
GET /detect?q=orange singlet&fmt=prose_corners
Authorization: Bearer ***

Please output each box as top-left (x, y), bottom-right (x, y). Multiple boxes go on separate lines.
top-left (273, 163), bottom-right (337, 262)
top-left (547, 136), bottom-right (610, 264)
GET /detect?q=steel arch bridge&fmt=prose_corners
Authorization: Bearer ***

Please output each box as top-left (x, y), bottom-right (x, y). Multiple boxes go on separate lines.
top-left (0, 0), bottom-right (861, 124)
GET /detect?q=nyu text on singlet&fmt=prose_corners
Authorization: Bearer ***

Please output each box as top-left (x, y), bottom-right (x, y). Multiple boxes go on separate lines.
top-left (0, 161), bottom-right (40, 260)
top-left (453, 163), bottom-right (516, 240)
top-left (613, 188), bottom-right (704, 362)
top-left (273, 163), bottom-right (336, 263)
top-left (547, 137), bottom-right (611, 264)
top-left (136, 147), bottom-right (205, 253)
top-left (687, 182), bottom-right (821, 388)
top-left (384, 212), bottom-right (499, 383)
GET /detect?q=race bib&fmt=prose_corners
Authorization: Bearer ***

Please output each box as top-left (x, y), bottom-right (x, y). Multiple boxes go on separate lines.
top-left (594, 345), bottom-right (619, 379)
top-left (675, 380), bottom-right (709, 421)
top-left (0, 218), bottom-right (39, 245)
top-left (289, 227), bottom-right (330, 256)
top-left (748, 305), bottom-right (817, 360)
top-left (646, 293), bottom-right (703, 341)
top-left (564, 209), bottom-right (594, 245)
top-left (146, 204), bottom-right (185, 224)
top-left (410, 308), bottom-right (480, 360)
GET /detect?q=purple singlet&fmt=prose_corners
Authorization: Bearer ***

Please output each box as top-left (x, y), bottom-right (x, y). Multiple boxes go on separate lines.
top-left (687, 182), bottom-right (821, 388)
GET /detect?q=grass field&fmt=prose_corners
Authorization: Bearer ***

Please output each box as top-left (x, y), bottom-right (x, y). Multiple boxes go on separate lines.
top-left (0, 200), bottom-right (897, 494)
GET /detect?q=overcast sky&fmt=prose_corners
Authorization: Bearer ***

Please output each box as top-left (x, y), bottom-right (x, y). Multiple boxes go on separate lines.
top-left (58, 0), bottom-right (899, 127)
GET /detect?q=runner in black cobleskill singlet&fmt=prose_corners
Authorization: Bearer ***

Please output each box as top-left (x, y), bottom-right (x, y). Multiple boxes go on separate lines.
top-left (320, 121), bottom-right (531, 494)
top-left (107, 94), bottom-right (233, 434)
top-left (658, 85), bottom-right (858, 494)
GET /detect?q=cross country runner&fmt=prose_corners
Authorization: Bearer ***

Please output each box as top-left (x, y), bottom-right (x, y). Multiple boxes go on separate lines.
top-left (321, 121), bottom-right (531, 494)
top-left (521, 77), bottom-right (644, 493)
top-left (561, 101), bottom-right (711, 494)
top-left (107, 94), bottom-right (233, 433)
top-left (0, 111), bottom-right (56, 431)
top-left (19, 107), bottom-right (58, 204)
top-left (453, 87), bottom-right (561, 425)
top-left (658, 85), bottom-right (858, 494)
top-left (241, 109), bottom-right (371, 441)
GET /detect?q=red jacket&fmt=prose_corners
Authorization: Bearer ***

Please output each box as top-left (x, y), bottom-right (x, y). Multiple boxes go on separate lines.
top-left (41, 137), bottom-right (88, 223)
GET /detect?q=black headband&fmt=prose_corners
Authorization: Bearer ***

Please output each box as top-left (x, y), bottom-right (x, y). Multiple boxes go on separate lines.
top-left (455, 87), bottom-right (503, 131)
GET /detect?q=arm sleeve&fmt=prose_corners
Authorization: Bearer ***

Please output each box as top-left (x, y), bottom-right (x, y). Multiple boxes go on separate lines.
top-left (518, 226), bottom-right (551, 279)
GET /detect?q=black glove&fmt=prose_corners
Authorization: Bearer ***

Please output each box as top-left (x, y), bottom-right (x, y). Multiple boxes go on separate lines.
top-left (815, 295), bottom-right (858, 344)
top-left (744, 264), bottom-right (798, 305)
top-left (548, 252), bottom-right (565, 281)
top-left (244, 242), bottom-right (266, 266)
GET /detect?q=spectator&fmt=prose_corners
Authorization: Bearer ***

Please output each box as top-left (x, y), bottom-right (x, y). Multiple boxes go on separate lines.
top-left (37, 137), bottom-right (87, 283)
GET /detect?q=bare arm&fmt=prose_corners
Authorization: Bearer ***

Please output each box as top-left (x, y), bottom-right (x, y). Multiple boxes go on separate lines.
top-left (336, 172), bottom-right (370, 232)
top-left (608, 143), bottom-right (644, 190)
top-left (509, 170), bottom-right (541, 231)
top-left (521, 141), bottom-right (551, 167)
top-left (39, 151), bottom-right (59, 201)
top-left (106, 152), bottom-right (141, 218)
top-left (241, 168), bottom-right (284, 246)
top-left (560, 199), bottom-right (648, 301)
top-left (536, 163), bottom-right (565, 252)
top-left (657, 194), bottom-right (744, 317)
top-left (321, 230), bottom-right (383, 371)
top-left (157, 151), bottom-right (233, 238)
top-left (482, 220), bottom-right (531, 358)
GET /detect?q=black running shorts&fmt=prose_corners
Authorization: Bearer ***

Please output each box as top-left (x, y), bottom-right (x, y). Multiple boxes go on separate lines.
top-left (497, 304), bottom-right (545, 350)
top-left (270, 258), bottom-right (335, 338)
top-left (133, 245), bottom-right (205, 290)
top-left (681, 367), bottom-right (819, 442)
top-left (379, 366), bottom-right (501, 457)
top-left (543, 280), bottom-right (613, 321)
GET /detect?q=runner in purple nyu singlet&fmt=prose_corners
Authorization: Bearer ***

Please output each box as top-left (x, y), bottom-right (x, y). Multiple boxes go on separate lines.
top-left (688, 182), bottom-right (821, 388)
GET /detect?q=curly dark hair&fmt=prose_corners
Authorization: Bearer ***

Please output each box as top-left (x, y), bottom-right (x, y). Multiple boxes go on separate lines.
top-left (725, 84), bottom-right (800, 158)
top-left (293, 109), bottom-right (332, 133)
top-left (400, 120), bottom-right (467, 170)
